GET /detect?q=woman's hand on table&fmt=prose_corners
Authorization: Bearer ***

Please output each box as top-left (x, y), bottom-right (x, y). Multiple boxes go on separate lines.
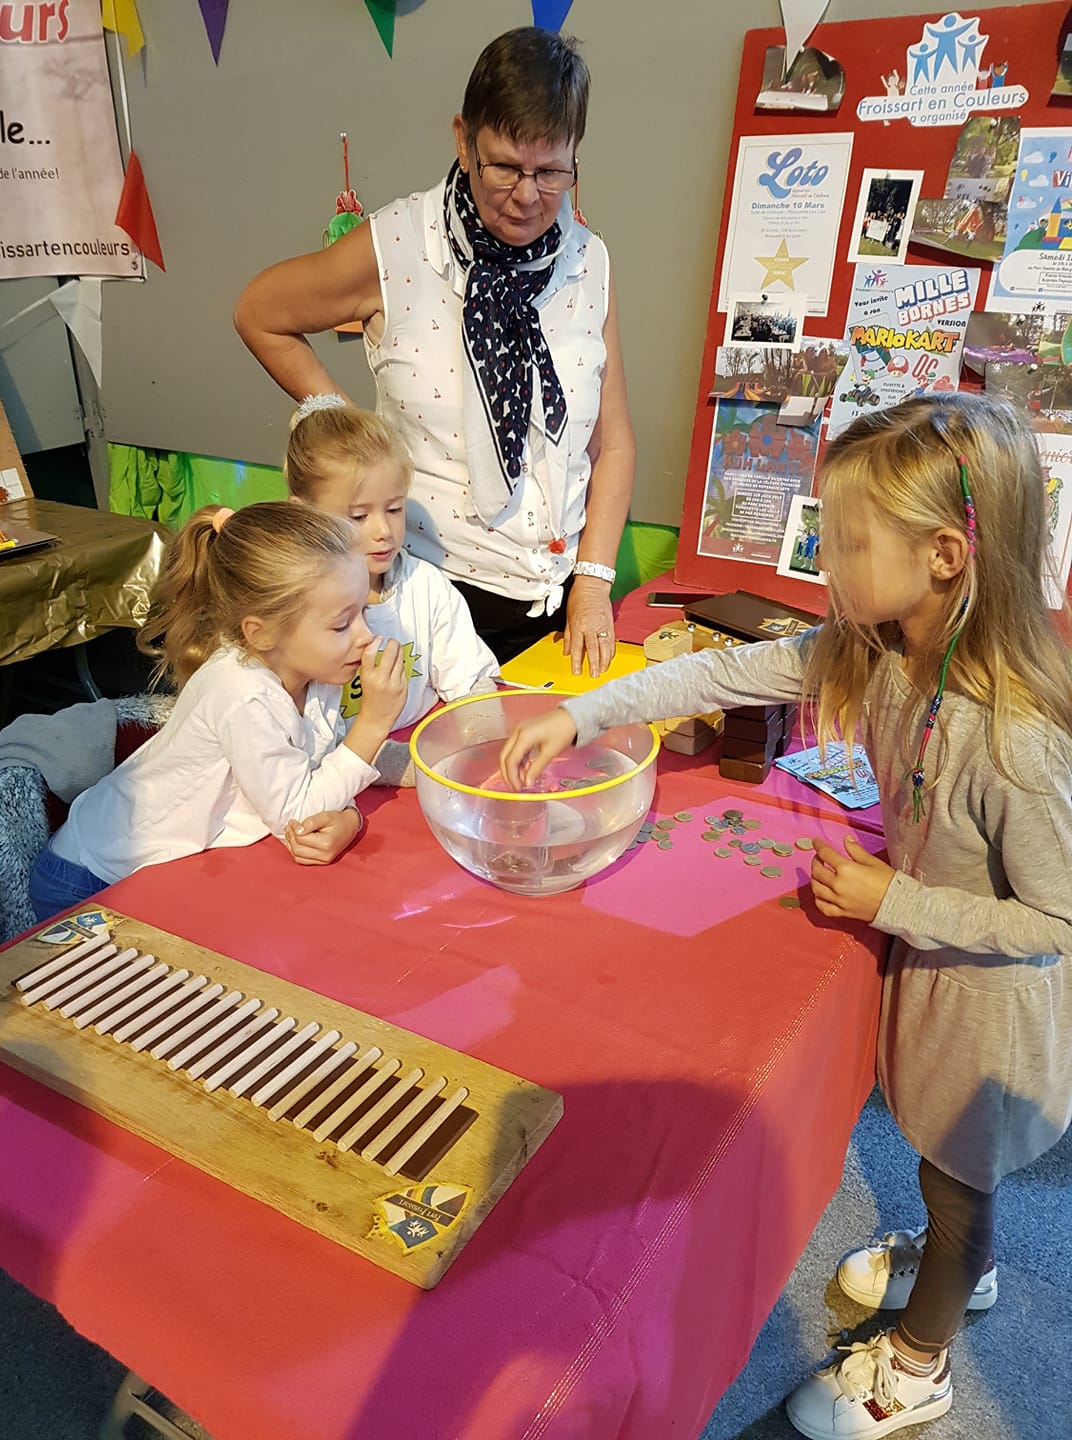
top-left (564, 576), bottom-right (616, 679)
top-left (809, 835), bottom-right (895, 923)
top-left (284, 808), bottom-right (363, 865)
top-left (499, 708), bottom-right (578, 789)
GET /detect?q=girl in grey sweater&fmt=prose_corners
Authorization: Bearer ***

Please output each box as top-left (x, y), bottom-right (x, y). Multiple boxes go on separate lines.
top-left (499, 393), bottom-right (1072, 1440)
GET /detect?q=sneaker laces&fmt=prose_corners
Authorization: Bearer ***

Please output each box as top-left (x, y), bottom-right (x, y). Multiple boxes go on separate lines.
top-left (835, 1334), bottom-right (898, 1409)
top-left (870, 1230), bottom-right (924, 1277)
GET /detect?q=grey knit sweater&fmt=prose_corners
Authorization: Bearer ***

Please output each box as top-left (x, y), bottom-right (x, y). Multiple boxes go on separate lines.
top-left (565, 631), bottom-right (1072, 1191)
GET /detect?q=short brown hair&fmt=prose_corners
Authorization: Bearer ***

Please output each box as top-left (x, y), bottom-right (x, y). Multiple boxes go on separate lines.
top-left (462, 27), bottom-right (589, 148)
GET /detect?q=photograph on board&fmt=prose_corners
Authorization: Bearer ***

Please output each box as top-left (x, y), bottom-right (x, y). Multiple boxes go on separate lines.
top-left (724, 293), bottom-right (807, 350)
top-left (846, 169), bottom-right (923, 264)
top-left (776, 494), bottom-right (826, 586)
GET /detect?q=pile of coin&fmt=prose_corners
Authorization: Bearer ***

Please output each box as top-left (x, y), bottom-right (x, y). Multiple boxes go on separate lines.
top-left (625, 804), bottom-right (816, 896)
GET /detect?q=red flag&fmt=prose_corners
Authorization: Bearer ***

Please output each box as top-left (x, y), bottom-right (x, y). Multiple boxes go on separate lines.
top-left (114, 151), bottom-right (165, 271)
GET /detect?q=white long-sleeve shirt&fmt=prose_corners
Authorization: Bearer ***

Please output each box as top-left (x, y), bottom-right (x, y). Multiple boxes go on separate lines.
top-left (52, 646), bottom-right (377, 885)
top-left (342, 550), bottom-right (499, 728)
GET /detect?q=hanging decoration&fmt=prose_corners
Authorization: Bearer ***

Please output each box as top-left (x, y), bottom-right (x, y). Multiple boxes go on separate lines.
top-left (364, 0), bottom-right (396, 58)
top-left (101, 0), bottom-right (144, 56)
top-left (324, 134), bottom-right (366, 334)
top-left (196, 0), bottom-right (229, 63)
top-left (114, 152), bottom-right (165, 271)
top-left (50, 279), bottom-right (105, 389)
top-left (324, 134), bottom-right (365, 246)
top-left (531, 0), bottom-right (574, 29)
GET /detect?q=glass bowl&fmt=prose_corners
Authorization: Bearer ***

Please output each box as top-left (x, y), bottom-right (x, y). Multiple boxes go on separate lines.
top-left (409, 691), bottom-right (660, 896)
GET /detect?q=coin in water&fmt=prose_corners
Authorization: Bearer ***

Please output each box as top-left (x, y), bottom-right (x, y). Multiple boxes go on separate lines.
top-left (744, 855), bottom-right (764, 867)
top-left (636, 833), bottom-right (652, 843)
top-left (779, 895), bottom-right (802, 909)
top-left (760, 865), bottom-right (782, 879)
top-left (795, 837), bottom-right (815, 851)
top-left (714, 847), bottom-right (733, 858)
top-left (675, 811), bottom-right (694, 823)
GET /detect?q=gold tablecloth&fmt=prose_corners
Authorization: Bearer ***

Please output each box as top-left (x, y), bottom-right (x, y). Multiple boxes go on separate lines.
top-left (0, 498), bottom-right (170, 666)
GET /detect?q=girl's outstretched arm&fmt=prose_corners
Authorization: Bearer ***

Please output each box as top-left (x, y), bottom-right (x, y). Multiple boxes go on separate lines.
top-left (563, 629), bottom-right (813, 749)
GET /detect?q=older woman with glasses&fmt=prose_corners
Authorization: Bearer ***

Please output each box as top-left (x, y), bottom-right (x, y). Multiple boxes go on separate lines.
top-left (235, 27), bottom-right (635, 672)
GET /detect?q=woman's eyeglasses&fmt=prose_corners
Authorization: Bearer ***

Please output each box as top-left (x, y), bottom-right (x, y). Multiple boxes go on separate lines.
top-left (474, 150), bottom-right (577, 195)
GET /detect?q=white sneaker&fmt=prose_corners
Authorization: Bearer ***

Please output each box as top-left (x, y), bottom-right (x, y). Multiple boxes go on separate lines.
top-left (786, 1330), bottom-right (952, 1439)
top-left (836, 1226), bottom-right (998, 1311)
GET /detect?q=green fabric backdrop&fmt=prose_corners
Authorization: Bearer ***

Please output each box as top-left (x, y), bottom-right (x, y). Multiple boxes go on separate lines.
top-left (109, 444), bottom-right (677, 596)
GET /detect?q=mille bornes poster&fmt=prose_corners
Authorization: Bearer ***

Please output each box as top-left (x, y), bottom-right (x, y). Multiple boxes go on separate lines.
top-left (827, 262), bottom-right (980, 439)
top-left (0, 0), bottom-right (139, 278)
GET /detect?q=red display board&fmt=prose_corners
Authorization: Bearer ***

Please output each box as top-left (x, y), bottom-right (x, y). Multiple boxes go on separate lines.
top-left (676, 1), bottom-right (1070, 607)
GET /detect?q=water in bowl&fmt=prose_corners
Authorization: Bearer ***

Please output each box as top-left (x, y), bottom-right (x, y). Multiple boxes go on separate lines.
top-left (425, 741), bottom-right (649, 896)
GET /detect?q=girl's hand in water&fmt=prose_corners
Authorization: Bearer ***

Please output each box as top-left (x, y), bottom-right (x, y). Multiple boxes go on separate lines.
top-left (809, 835), bottom-right (895, 922)
top-left (499, 708), bottom-right (579, 789)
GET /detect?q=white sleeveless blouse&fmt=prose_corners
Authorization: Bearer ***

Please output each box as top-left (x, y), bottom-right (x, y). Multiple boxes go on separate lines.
top-left (365, 180), bottom-right (609, 612)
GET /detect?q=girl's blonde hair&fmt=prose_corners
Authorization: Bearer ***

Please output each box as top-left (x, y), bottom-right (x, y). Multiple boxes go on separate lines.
top-left (137, 501), bottom-right (359, 688)
top-left (284, 404), bottom-right (412, 503)
top-left (803, 392), bottom-right (1072, 774)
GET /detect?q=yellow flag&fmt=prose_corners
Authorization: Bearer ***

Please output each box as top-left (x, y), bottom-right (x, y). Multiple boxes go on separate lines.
top-left (101, 0), bottom-right (145, 56)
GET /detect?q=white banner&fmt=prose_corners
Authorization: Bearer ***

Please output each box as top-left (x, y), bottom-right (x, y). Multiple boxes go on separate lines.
top-left (0, 0), bottom-right (141, 278)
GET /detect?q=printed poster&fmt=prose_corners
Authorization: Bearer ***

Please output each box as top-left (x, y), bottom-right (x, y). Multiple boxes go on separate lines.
top-left (0, 0), bottom-right (141, 278)
top-left (697, 401), bottom-right (821, 567)
top-left (1033, 430), bottom-right (1072, 609)
top-left (986, 127), bottom-right (1072, 314)
top-left (827, 262), bottom-right (980, 439)
top-left (855, 11), bottom-right (1028, 129)
top-left (718, 132), bottom-right (854, 317)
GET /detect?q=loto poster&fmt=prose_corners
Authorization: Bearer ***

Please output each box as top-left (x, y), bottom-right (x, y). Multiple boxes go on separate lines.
top-left (0, 0), bottom-right (140, 278)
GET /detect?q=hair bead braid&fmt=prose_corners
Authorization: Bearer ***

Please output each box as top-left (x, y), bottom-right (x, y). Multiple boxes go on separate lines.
top-left (909, 455), bottom-right (977, 822)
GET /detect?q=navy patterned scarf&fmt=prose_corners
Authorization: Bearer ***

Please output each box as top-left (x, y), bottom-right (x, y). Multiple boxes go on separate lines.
top-left (444, 161), bottom-right (568, 521)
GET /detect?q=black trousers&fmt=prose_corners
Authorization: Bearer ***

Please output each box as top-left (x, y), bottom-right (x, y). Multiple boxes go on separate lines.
top-left (452, 576), bottom-right (574, 666)
top-left (898, 1157), bottom-right (995, 1352)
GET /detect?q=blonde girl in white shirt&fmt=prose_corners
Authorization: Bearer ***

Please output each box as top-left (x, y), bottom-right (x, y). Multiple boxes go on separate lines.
top-left (286, 397), bottom-right (499, 783)
top-left (28, 502), bottom-right (407, 920)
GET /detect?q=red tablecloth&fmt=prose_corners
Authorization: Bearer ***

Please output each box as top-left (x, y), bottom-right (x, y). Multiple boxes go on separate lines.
top-left (0, 758), bottom-right (884, 1440)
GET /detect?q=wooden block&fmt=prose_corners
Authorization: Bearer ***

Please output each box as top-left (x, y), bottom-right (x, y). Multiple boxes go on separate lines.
top-left (721, 729), bottom-right (783, 763)
top-left (725, 703), bottom-right (785, 723)
top-left (718, 754), bottom-right (775, 784)
top-left (723, 712), bottom-right (784, 744)
top-left (663, 723), bottom-right (718, 756)
top-left (643, 623), bottom-right (693, 663)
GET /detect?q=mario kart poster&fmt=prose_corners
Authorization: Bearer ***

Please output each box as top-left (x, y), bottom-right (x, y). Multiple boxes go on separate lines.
top-left (827, 261), bottom-right (980, 439)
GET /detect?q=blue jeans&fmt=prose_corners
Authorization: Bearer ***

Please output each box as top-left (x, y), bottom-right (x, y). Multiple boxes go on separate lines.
top-left (29, 836), bottom-right (109, 922)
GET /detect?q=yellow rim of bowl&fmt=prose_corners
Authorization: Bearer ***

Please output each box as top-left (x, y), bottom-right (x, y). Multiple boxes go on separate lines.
top-left (408, 691), bottom-right (661, 802)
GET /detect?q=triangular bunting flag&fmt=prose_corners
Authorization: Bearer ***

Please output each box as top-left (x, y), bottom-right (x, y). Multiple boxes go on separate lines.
top-left (779, 0), bottom-right (829, 72)
top-left (50, 279), bottom-right (105, 390)
top-left (115, 152), bottom-right (165, 271)
top-left (364, 0), bottom-right (395, 58)
top-left (197, 0), bottom-right (229, 64)
top-left (101, 0), bottom-right (145, 56)
top-left (531, 0), bottom-right (574, 30)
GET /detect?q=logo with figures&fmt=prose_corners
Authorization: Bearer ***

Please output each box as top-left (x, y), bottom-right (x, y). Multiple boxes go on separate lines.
top-left (858, 12), bottom-right (1028, 128)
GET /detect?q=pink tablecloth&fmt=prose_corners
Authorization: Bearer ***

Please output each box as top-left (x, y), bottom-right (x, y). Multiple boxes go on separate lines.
top-left (0, 759), bottom-right (885, 1440)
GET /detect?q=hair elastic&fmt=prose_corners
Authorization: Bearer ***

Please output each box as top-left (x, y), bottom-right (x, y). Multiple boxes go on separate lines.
top-left (212, 506), bottom-right (235, 534)
top-left (908, 452), bottom-right (976, 823)
top-left (296, 392), bottom-right (348, 421)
